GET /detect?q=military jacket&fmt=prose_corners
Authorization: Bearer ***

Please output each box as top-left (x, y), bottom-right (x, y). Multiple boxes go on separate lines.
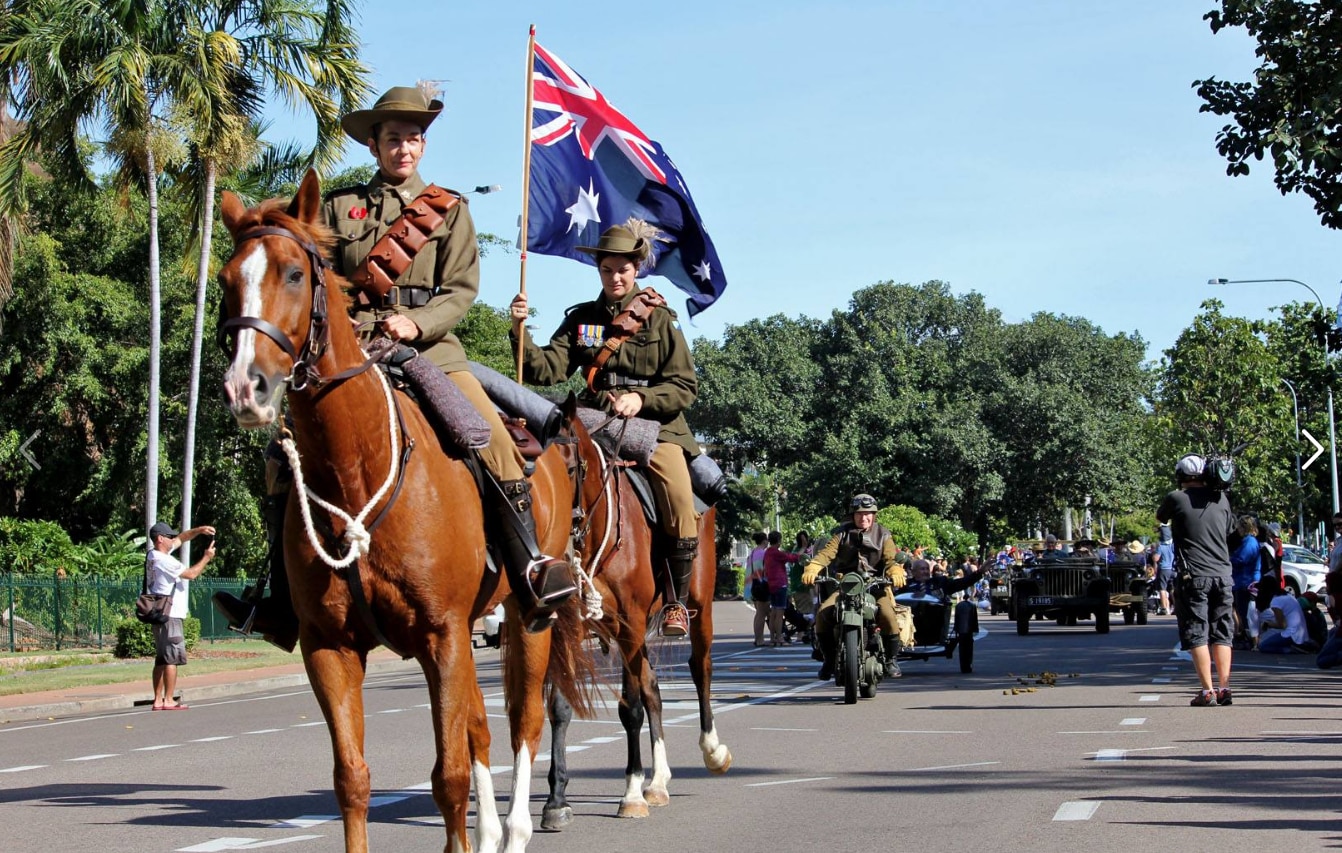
top-left (514, 283), bottom-right (699, 455)
top-left (322, 171), bottom-right (479, 372)
top-left (809, 521), bottom-right (898, 577)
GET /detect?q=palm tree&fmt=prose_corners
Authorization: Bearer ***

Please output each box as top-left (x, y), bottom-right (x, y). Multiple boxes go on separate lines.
top-left (0, 0), bottom-right (184, 536)
top-left (167, 0), bottom-right (369, 560)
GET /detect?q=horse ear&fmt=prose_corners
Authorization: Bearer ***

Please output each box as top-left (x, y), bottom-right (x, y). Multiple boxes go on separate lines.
top-left (287, 169), bottom-right (322, 224)
top-left (220, 191), bottom-right (246, 237)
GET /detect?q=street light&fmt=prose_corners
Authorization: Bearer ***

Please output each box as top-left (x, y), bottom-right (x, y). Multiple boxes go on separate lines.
top-left (1280, 377), bottom-right (1306, 543)
top-left (1208, 277), bottom-right (1340, 515)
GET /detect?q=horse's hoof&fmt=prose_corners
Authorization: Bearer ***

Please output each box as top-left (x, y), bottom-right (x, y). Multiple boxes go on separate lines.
top-left (705, 746), bottom-right (733, 775)
top-left (617, 801), bottom-right (650, 819)
top-left (540, 805), bottom-right (573, 831)
top-left (642, 787), bottom-right (670, 807)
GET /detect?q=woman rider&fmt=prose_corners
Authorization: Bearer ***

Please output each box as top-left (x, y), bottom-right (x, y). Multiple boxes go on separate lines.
top-left (509, 220), bottom-right (701, 637)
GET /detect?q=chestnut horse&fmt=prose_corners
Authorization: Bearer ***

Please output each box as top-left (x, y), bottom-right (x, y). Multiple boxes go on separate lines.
top-left (217, 170), bottom-right (592, 853)
top-left (540, 413), bottom-right (732, 829)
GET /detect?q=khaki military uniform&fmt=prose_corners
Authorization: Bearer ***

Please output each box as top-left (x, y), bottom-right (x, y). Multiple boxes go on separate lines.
top-left (809, 522), bottom-right (914, 650)
top-left (323, 172), bottom-right (523, 481)
top-left (514, 283), bottom-right (699, 537)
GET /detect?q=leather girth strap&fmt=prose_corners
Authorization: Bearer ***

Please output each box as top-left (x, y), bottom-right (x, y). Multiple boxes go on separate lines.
top-left (583, 287), bottom-right (667, 393)
top-left (351, 184), bottom-right (461, 299)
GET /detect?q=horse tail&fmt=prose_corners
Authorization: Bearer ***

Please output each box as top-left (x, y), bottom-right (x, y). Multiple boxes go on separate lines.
top-left (545, 594), bottom-right (608, 720)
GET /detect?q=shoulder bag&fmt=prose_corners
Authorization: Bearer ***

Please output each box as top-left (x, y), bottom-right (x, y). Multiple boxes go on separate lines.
top-left (135, 553), bottom-right (172, 625)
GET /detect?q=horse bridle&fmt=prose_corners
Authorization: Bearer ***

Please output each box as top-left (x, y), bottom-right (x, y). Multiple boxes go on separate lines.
top-left (216, 225), bottom-right (333, 392)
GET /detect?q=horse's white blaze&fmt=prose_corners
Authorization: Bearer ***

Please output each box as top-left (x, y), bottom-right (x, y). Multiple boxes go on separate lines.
top-left (503, 743), bottom-right (534, 853)
top-left (226, 244), bottom-right (268, 384)
top-left (472, 758), bottom-right (503, 853)
top-left (646, 737), bottom-right (671, 794)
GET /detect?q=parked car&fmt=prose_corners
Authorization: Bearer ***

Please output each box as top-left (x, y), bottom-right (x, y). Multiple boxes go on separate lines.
top-left (1279, 545), bottom-right (1329, 596)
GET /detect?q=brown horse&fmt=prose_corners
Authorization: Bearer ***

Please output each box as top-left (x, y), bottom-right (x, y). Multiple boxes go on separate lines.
top-left (540, 412), bottom-right (732, 829)
top-left (217, 170), bottom-right (591, 853)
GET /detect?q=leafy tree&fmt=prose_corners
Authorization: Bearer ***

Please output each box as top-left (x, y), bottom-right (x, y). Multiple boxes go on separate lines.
top-left (1155, 299), bottom-right (1294, 517)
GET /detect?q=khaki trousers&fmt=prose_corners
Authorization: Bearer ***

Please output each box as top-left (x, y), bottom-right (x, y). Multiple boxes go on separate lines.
top-left (449, 371), bottom-right (524, 482)
top-left (646, 441), bottom-right (698, 538)
top-left (816, 587), bottom-right (913, 659)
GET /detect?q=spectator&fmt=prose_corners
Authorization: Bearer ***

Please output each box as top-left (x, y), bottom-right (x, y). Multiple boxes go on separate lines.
top-left (763, 531), bottom-right (802, 645)
top-left (146, 521), bottom-right (216, 711)
top-left (1255, 578), bottom-right (1312, 654)
top-left (745, 532), bottom-right (768, 646)
top-left (1156, 454), bottom-right (1236, 707)
top-left (1154, 524), bottom-right (1176, 615)
top-left (1230, 515), bottom-right (1261, 650)
top-left (1329, 511), bottom-right (1342, 573)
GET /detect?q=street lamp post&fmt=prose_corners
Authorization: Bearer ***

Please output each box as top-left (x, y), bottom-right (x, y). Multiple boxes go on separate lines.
top-left (1280, 377), bottom-right (1306, 543)
top-left (1209, 277), bottom-right (1341, 515)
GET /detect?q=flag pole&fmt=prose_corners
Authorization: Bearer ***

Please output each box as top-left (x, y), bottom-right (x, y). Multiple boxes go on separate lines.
top-left (515, 24), bottom-right (537, 383)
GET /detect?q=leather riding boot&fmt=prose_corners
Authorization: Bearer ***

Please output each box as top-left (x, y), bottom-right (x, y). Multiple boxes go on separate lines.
top-left (211, 527), bottom-right (299, 653)
top-left (659, 536), bottom-right (696, 638)
top-left (882, 635), bottom-right (902, 678)
top-left (494, 479), bottom-right (578, 634)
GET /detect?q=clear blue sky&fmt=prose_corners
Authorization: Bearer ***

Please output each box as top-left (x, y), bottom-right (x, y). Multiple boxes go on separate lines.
top-left (268, 1), bottom-right (1342, 362)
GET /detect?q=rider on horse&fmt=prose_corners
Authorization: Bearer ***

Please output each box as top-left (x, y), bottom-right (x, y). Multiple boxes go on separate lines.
top-left (508, 221), bottom-right (702, 638)
top-left (215, 86), bottom-right (579, 642)
top-left (802, 494), bottom-right (911, 678)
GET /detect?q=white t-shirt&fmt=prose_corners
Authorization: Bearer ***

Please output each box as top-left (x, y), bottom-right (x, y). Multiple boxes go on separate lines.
top-left (1260, 593), bottom-right (1308, 645)
top-left (148, 550), bottom-right (190, 619)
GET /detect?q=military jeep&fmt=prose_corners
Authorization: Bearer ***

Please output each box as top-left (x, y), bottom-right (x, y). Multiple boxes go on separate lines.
top-left (1106, 558), bottom-right (1150, 625)
top-left (1010, 556), bottom-right (1112, 634)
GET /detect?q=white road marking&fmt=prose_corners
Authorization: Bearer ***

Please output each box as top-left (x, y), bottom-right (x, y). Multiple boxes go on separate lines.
top-left (906, 761), bottom-right (1000, 772)
top-left (178, 836), bottom-right (323, 851)
top-left (273, 816), bottom-right (336, 829)
top-left (67, 753), bottom-right (118, 762)
top-left (1094, 749), bottom-right (1126, 762)
top-left (367, 795), bottom-right (407, 807)
top-left (1151, 677), bottom-right (1172, 683)
top-left (134, 744), bottom-right (180, 751)
top-left (1059, 731), bottom-right (1140, 735)
top-left (192, 736), bottom-right (234, 742)
top-left (751, 727), bottom-right (817, 732)
top-left (290, 722), bottom-right (325, 728)
top-left (0, 764), bottom-right (46, 773)
top-left (882, 729), bottom-right (971, 734)
top-left (245, 729), bottom-right (283, 735)
top-left (1053, 801), bottom-right (1100, 821)
top-left (1139, 695), bottom-right (1161, 702)
top-left (1161, 666), bottom-right (1178, 671)
top-left (582, 735), bottom-right (622, 744)
top-left (1120, 718), bottom-right (1146, 726)
top-left (745, 776), bottom-right (835, 787)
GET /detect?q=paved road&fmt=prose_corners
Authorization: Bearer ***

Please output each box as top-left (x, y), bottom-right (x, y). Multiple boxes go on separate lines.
top-left (1, 602), bottom-right (1338, 853)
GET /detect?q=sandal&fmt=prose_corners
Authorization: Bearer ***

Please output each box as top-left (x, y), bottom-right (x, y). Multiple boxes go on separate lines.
top-left (162, 703), bottom-right (190, 711)
top-left (1190, 689), bottom-right (1217, 707)
top-left (1216, 688), bottom-right (1233, 706)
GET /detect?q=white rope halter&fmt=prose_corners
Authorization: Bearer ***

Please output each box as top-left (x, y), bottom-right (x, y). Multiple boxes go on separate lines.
top-left (281, 363), bottom-right (401, 569)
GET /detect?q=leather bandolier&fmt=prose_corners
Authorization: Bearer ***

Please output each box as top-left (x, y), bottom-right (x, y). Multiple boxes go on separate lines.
top-left (350, 185), bottom-right (460, 301)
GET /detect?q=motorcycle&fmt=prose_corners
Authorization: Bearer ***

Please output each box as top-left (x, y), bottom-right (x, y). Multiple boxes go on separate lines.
top-left (814, 571), bottom-right (890, 704)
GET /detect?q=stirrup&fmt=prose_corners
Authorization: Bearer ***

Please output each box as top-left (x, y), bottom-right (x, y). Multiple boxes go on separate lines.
top-left (519, 557), bottom-right (578, 634)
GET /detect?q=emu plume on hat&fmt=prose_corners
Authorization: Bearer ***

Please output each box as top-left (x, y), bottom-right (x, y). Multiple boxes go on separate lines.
top-left (341, 85), bottom-right (443, 143)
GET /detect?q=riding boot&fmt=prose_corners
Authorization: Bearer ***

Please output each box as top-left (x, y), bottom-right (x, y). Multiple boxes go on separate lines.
top-left (659, 536), bottom-right (696, 638)
top-left (882, 635), bottom-right (902, 678)
top-left (493, 478), bottom-right (578, 634)
top-left (211, 537), bottom-right (298, 653)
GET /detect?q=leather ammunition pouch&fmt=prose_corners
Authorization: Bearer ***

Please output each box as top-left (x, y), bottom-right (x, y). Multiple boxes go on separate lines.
top-left (351, 185), bottom-right (461, 299)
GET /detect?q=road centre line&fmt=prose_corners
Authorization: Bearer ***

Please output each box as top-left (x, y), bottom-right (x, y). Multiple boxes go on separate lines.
top-left (751, 727), bottom-right (817, 732)
top-left (745, 776), bottom-right (835, 787)
top-left (1139, 695), bottom-right (1161, 702)
top-left (663, 679), bottom-right (829, 727)
top-left (1151, 677), bottom-right (1172, 683)
top-left (0, 764), bottom-right (46, 773)
top-left (882, 729), bottom-right (971, 734)
top-left (245, 728), bottom-right (283, 734)
top-left (134, 744), bottom-right (179, 751)
top-left (192, 736), bottom-right (233, 742)
top-left (1094, 749), bottom-right (1126, 762)
top-left (906, 761), bottom-right (1000, 772)
top-left (1120, 718), bottom-right (1146, 725)
top-left (66, 753), bottom-right (117, 761)
top-left (1058, 731), bottom-right (1141, 735)
top-left (178, 837), bottom-right (323, 852)
top-left (1053, 801), bottom-right (1100, 821)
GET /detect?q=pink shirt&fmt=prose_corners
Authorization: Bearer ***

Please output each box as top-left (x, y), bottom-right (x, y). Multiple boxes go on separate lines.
top-left (763, 546), bottom-right (799, 589)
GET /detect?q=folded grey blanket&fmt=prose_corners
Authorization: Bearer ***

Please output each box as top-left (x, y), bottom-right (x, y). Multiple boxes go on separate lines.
top-left (397, 350), bottom-right (491, 450)
top-left (468, 360), bottom-right (563, 445)
top-left (576, 408), bottom-right (659, 466)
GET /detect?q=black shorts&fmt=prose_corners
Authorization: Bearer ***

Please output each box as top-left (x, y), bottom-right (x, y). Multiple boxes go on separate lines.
top-left (1176, 575), bottom-right (1233, 650)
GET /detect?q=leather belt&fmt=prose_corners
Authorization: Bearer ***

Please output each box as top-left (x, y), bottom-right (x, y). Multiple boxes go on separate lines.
top-left (592, 372), bottom-right (650, 391)
top-left (380, 286), bottom-right (433, 309)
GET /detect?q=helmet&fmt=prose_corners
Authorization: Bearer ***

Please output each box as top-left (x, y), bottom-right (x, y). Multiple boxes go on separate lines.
top-left (1175, 454), bottom-right (1206, 481)
top-left (850, 493), bottom-right (879, 513)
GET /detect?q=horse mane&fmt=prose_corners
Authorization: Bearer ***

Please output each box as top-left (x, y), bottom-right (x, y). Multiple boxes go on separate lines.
top-left (234, 197), bottom-right (354, 317)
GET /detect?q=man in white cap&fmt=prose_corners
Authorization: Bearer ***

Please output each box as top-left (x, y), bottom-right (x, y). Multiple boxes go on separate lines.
top-left (1157, 454), bottom-right (1236, 707)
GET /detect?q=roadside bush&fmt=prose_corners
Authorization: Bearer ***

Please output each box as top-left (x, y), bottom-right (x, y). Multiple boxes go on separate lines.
top-left (113, 616), bottom-right (201, 658)
top-left (716, 560), bottom-right (743, 600)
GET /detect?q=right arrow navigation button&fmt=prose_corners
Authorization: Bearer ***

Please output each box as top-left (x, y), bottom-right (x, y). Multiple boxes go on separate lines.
top-left (1303, 428), bottom-right (1325, 470)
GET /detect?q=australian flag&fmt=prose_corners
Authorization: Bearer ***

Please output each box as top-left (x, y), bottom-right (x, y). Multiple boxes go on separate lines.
top-left (527, 42), bottom-right (726, 318)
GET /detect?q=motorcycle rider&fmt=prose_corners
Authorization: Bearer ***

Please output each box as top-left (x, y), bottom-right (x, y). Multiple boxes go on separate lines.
top-left (801, 494), bottom-right (910, 679)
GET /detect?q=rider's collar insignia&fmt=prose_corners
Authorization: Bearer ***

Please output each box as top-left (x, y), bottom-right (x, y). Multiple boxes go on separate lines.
top-left (577, 324), bottom-right (605, 348)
